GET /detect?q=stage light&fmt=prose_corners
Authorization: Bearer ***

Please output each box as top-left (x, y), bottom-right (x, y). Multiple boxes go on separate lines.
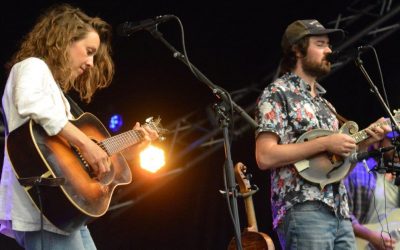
top-left (387, 131), bottom-right (399, 139)
top-left (139, 145), bottom-right (165, 173)
top-left (109, 114), bottom-right (123, 133)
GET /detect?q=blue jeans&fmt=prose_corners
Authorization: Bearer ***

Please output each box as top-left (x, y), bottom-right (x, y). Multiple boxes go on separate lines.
top-left (13, 226), bottom-right (96, 250)
top-left (277, 201), bottom-right (356, 250)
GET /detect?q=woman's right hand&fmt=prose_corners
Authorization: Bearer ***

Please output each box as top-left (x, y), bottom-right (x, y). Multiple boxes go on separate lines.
top-left (58, 122), bottom-right (110, 178)
top-left (79, 138), bottom-right (110, 177)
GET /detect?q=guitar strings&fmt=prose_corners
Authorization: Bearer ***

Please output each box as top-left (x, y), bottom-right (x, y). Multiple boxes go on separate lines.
top-left (102, 130), bottom-right (142, 155)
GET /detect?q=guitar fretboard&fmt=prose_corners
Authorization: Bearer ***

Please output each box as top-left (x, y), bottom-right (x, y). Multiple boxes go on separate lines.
top-left (100, 130), bottom-right (144, 155)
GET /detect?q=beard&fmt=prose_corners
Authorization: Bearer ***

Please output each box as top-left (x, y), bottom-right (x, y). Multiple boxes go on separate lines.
top-left (301, 56), bottom-right (331, 78)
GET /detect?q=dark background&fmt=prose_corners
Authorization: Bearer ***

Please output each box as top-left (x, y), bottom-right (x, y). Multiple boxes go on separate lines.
top-left (1, 0), bottom-right (400, 249)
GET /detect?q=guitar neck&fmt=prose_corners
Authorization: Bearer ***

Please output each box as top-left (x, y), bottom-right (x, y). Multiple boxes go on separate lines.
top-left (352, 119), bottom-right (390, 144)
top-left (244, 195), bottom-right (258, 232)
top-left (101, 130), bottom-right (144, 155)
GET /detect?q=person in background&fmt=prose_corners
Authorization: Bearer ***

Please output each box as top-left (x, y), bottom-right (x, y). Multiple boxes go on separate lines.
top-left (255, 19), bottom-right (391, 249)
top-left (0, 3), bottom-right (158, 249)
top-left (345, 131), bottom-right (400, 250)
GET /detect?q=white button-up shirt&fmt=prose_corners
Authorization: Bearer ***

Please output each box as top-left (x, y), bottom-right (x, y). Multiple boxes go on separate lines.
top-left (0, 57), bottom-right (73, 237)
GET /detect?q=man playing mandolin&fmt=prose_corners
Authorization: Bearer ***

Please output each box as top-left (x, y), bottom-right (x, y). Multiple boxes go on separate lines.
top-left (255, 19), bottom-right (391, 249)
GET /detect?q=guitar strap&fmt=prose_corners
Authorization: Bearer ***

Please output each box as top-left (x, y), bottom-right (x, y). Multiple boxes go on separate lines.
top-left (321, 98), bottom-right (347, 192)
top-left (321, 98), bottom-right (348, 126)
top-left (65, 94), bottom-right (84, 117)
top-left (0, 108), bottom-right (7, 182)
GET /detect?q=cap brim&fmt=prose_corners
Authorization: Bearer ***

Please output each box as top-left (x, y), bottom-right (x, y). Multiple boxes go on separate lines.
top-left (309, 28), bottom-right (345, 45)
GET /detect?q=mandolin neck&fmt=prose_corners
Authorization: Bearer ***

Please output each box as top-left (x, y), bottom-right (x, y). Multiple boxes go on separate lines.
top-left (351, 119), bottom-right (390, 144)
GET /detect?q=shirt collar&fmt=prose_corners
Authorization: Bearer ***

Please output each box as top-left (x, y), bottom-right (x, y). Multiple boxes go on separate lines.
top-left (284, 72), bottom-right (327, 96)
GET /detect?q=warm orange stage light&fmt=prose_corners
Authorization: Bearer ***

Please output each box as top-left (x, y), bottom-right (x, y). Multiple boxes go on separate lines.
top-left (139, 145), bottom-right (165, 173)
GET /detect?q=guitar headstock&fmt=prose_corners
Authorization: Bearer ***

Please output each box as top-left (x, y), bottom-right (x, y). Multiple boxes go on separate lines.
top-left (234, 162), bottom-right (251, 194)
top-left (145, 116), bottom-right (168, 141)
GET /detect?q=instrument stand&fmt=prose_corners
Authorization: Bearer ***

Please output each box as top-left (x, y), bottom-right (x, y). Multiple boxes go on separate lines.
top-left (143, 24), bottom-right (260, 250)
top-left (354, 51), bottom-right (400, 133)
top-left (214, 101), bottom-right (243, 249)
top-left (18, 176), bottom-right (65, 250)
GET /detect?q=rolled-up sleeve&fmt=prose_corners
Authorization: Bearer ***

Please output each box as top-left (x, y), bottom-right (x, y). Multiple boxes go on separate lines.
top-left (12, 58), bottom-right (68, 135)
top-left (255, 86), bottom-right (287, 141)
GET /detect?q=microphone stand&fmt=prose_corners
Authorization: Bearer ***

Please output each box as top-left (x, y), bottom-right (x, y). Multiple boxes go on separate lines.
top-left (144, 26), bottom-right (258, 250)
top-left (354, 51), bottom-right (400, 133)
top-left (354, 49), bottom-right (400, 168)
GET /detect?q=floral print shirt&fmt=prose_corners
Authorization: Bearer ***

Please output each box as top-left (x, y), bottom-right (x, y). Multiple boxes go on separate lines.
top-left (255, 72), bottom-right (350, 229)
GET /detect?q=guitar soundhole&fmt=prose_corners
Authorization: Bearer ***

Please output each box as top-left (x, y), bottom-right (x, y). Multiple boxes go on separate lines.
top-left (327, 153), bottom-right (335, 164)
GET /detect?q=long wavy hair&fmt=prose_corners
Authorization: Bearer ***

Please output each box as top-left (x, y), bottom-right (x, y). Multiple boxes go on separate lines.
top-left (7, 3), bottom-right (114, 103)
top-left (278, 36), bottom-right (310, 76)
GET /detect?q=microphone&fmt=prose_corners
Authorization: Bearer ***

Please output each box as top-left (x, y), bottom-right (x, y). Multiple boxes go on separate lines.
top-left (349, 146), bottom-right (395, 163)
top-left (117, 15), bottom-right (174, 36)
top-left (326, 46), bottom-right (370, 63)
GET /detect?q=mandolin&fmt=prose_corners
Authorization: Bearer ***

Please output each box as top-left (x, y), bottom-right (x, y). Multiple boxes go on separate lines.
top-left (294, 111), bottom-right (400, 189)
top-left (228, 162), bottom-right (275, 250)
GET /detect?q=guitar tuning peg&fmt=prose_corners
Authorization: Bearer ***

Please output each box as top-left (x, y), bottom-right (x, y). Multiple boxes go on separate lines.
top-left (145, 117), bottom-right (154, 123)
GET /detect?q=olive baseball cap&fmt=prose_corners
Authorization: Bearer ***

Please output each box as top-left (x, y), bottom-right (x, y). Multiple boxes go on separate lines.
top-left (281, 19), bottom-right (345, 49)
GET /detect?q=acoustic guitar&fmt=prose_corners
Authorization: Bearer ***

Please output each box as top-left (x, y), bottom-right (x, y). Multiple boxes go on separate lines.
top-left (228, 162), bottom-right (275, 250)
top-left (294, 111), bottom-right (400, 189)
top-left (356, 208), bottom-right (400, 250)
top-left (6, 112), bottom-right (166, 232)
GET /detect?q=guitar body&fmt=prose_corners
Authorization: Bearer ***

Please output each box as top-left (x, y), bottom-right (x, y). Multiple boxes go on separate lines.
top-left (294, 121), bottom-right (359, 188)
top-left (228, 231), bottom-right (274, 250)
top-left (6, 113), bottom-right (132, 232)
top-left (356, 209), bottom-right (400, 250)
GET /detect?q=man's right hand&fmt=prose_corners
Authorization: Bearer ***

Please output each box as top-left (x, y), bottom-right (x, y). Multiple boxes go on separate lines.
top-left (323, 133), bottom-right (357, 157)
